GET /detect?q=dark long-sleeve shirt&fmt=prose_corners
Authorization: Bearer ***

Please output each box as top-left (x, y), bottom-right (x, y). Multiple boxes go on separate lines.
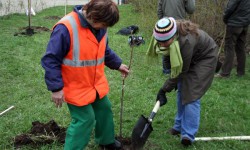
top-left (223, 0), bottom-right (250, 27)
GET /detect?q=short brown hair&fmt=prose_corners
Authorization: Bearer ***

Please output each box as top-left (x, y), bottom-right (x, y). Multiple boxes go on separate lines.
top-left (83, 0), bottom-right (119, 27)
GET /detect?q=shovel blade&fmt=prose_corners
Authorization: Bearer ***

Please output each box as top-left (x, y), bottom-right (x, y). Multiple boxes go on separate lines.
top-left (131, 115), bottom-right (153, 149)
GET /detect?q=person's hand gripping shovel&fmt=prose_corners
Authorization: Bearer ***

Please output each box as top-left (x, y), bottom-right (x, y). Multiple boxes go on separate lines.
top-left (131, 88), bottom-right (167, 149)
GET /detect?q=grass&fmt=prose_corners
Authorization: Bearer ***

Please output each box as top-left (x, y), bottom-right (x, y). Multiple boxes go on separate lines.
top-left (1, 4), bottom-right (250, 150)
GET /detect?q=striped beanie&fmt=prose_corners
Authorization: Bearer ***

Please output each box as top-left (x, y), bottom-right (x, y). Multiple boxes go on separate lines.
top-left (153, 17), bottom-right (177, 42)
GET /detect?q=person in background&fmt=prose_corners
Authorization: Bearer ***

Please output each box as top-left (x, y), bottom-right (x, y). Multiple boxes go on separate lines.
top-left (41, 0), bottom-right (129, 149)
top-left (148, 17), bottom-right (218, 146)
top-left (157, 0), bottom-right (195, 74)
top-left (215, 0), bottom-right (250, 78)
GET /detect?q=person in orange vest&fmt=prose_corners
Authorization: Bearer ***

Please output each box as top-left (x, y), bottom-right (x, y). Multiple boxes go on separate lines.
top-left (41, 0), bottom-right (129, 149)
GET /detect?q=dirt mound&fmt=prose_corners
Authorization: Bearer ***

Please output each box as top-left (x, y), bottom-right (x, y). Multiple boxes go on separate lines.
top-left (14, 120), bottom-right (66, 148)
top-left (14, 26), bottom-right (51, 36)
top-left (14, 120), bottom-right (140, 149)
top-left (116, 136), bottom-right (133, 150)
top-left (44, 16), bottom-right (61, 20)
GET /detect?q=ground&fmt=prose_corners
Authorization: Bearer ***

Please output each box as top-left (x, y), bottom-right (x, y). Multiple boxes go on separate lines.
top-left (14, 120), bottom-right (136, 149)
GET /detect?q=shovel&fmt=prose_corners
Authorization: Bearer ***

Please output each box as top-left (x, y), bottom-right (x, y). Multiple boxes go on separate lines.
top-left (131, 101), bottom-right (160, 149)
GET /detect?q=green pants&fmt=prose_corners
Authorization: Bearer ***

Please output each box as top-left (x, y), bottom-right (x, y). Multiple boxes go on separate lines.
top-left (64, 95), bottom-right (115, 150)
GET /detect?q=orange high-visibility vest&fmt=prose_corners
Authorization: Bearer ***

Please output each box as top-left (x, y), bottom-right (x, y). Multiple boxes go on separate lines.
top-left (54, 12), bottom-right (109, 106)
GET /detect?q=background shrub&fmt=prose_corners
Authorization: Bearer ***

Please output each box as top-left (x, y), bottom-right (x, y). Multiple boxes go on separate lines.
top-left (128, 0), bottom-right (250, 52)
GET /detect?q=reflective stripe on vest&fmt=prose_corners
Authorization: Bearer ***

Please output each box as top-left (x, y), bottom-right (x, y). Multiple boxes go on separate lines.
top-left (57, 12), bottom-right (109, 106)
top-left (61, 15), bottom-right (105, 67)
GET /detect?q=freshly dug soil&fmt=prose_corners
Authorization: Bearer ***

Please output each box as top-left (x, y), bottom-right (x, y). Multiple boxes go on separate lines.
top-left (14, 120), bottom-right (66, 148)
top-left (44, 16), bottom-right (61, 20)
top-left (14, 26), bottom-right (51, 36)
top-left (116, 136), bottom-right (133, 150)
top-left (14, 120), bottom-right (135, 149)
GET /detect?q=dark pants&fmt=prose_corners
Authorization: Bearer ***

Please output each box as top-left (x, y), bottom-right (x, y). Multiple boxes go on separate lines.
top-left (221, 26), bottom-right (248, 76)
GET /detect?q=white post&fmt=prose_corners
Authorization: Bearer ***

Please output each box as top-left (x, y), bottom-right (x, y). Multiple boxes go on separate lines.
top-left (195, 136), bottom-right (250, 141)
top-left (0, 106), bottom-right (15, 116)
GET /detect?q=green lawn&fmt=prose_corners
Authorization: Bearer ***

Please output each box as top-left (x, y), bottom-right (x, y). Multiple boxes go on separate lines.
top-left (0, 4), bottom-right (250, 150)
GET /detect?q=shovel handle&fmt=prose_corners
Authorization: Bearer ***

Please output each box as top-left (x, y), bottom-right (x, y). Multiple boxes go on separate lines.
top-left (153, 101), bottom-right (160, 113)
top-left (148, 101), bottom-right (160, 121)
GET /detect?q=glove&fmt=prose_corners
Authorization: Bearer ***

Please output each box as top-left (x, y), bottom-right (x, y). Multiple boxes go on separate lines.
top-left (156, 88), bottom-right (167, 106)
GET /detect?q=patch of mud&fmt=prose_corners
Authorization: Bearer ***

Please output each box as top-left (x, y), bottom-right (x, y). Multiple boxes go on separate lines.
top-left (44, 16), bottom-right (61, 20)
top-left (14, 26), bottom-right (51, 36)
top-left (14, 120), bottom-right (155, 149)
top-left (14, 120), bottom-right (66, 148)
top-left (116, 136), bottom-right (133, 150)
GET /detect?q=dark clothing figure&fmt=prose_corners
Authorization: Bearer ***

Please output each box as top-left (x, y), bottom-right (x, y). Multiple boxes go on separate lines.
top-left (157, 0), bottom-right (195, 20)
top-left (217, 0), bottom-right (250, 77)
top-left (221, 26), bottom-right (248, 77)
